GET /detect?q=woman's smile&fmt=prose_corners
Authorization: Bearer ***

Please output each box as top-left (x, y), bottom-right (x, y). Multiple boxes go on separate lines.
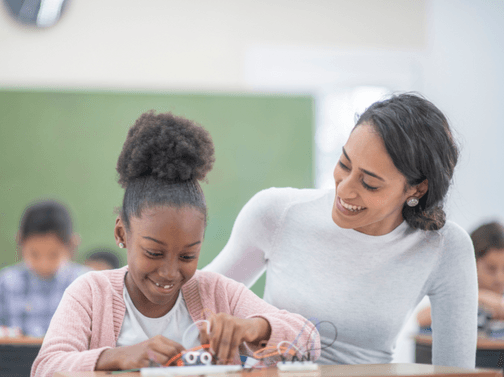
top-left (336, 197), bottom-right (367, 215)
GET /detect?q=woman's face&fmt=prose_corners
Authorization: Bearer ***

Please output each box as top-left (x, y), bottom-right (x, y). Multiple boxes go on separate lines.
top-left (115, 205), bottom-right (205, 318)
top-left (477, 248), bottom-right (504, 295)
top-left (332, 123), bottom-right (425, 236)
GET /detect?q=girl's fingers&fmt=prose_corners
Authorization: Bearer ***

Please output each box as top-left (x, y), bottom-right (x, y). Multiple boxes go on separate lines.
top-left (218, 321), bottom-right (236, 364)
top-left (199, 326), bottom-right (210, 346)
top-left (209, 317), bottom-right (223, 361)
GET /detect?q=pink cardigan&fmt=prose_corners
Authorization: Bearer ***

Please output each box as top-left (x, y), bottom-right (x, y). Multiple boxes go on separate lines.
top-left (31, 267), bottom-right (320, 377)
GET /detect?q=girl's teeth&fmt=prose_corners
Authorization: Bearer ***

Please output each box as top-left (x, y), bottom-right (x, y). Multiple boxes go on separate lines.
top-left (155, 282), bottom-right (174, 288)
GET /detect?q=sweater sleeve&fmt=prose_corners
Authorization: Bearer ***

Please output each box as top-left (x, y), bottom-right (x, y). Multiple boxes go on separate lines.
top-left (427, 222), bottom-right (478, 368)
top-left (203, 188), bottom-right (289, 288)
top-left (30, 276), bottom-right (113, 377)
top-left (208, 272), bottom-right (321, 363)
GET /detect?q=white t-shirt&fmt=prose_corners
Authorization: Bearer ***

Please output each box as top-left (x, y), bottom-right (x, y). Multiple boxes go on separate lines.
top-left (117, 285), bottom-right (199, 349)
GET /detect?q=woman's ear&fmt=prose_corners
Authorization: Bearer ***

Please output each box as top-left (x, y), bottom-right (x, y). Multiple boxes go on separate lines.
top-left (114, 216), bottom-right (127, 247)
top-left (409, 179), bottom-right (429, 200)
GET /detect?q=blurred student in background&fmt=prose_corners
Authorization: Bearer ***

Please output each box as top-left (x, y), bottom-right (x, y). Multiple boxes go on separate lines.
top-left (0, 200), bottom-right (89, 337)
top-left (417, 221), bottom-right (504, 328)
top-left (84, 248), bottom-right (122, 271)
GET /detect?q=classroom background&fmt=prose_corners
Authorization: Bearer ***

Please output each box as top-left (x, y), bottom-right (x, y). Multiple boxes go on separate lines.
top-left (1, 0), bottom-right (503, 364)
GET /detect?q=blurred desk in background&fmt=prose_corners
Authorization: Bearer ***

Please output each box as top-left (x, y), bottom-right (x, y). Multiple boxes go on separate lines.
top-left (0, 336), bottom-right (43, 377)
top-left (415, 334), bottom-right (504, 369)
top-left (54, 364), bottom-right (502, 377)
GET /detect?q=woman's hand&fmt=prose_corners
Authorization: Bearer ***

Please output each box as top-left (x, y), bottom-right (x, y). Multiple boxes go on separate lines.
top-left (199, 314), bottom-right (271, 364)
top-left (96, 335), bottom-right (185, 370)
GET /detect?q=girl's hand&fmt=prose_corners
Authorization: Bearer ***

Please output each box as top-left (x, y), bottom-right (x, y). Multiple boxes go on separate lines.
top-left (96, 335), bottom-right (185, 370)
top-left (199, 313), bottom-right (271, 364)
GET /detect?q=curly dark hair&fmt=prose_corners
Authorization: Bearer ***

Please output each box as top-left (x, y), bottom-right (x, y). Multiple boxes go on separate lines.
top-left (471, 222), bottom-right (504, 260)
top-left (116, 111), bottom-right (215, 230)
top-left (355, 93), bottom-right (459, 231)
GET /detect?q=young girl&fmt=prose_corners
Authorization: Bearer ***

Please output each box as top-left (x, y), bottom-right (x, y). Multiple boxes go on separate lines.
top-left (31, 112), bottom-right (320, 377)
top-left (0, 200), bottom-right (87, 337)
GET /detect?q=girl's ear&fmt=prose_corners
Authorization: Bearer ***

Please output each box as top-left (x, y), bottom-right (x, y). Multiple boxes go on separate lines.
top-left (114, 216), bottom-right (127, 247)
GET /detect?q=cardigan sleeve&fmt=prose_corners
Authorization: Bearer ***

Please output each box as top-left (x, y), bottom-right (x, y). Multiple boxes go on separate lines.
top-left (427, 222), bottom-right (478, 368)
top-left (31, 276), bottom-right (114, 377)
top-left (203, 271), bottom-right (321, 363)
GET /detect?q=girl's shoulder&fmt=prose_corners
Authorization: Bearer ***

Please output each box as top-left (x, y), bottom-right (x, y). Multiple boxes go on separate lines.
top-left (64, 266), bottom-right (127, 300)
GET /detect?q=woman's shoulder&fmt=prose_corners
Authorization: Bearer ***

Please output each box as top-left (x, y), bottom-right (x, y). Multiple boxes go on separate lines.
top-left (246, 187), bottom-right (331, 215)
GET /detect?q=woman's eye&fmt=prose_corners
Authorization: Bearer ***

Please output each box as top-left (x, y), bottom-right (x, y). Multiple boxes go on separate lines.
top-left (338, 161), bottom-right (350, 171)
top-left (362, 180), bottom-right (379, 191)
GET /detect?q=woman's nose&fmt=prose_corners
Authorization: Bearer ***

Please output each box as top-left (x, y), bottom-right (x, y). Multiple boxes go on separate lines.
top-left (335, 172), bottom-right (358, 200)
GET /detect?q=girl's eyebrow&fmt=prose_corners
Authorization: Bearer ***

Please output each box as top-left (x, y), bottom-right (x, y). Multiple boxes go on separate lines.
top-left (143, 236), bottom-right (166, 246)
top-left (342, 147), bottom-right (385, 182)
top-left (143, 236), bottom-right (201, 248)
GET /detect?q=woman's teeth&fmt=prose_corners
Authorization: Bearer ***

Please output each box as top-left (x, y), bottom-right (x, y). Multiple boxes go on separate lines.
top-left (155, 282), bottom-right (174, 289)
top-left (340, 198), bottom-right (366, 212)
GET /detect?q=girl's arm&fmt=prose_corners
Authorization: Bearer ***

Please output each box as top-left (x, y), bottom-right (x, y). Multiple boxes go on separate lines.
top-left (201, 272), bottom-right (321, 364)
top-left (203, 188), bottom-right (287, 287)
top-left (30, 287), bottom-right (111, 377)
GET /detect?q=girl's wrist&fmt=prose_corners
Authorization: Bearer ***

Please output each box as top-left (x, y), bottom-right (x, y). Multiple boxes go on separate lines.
top-left (248, 317), bottom-right (271, 345)
top-left (96, 347), bottom-right (121, 371)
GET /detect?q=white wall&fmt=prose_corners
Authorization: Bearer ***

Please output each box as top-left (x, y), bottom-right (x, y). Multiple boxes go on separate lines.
top-left (0, 0), bottom-right (426, 91)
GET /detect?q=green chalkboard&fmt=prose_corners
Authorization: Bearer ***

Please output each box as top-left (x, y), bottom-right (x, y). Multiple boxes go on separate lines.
top-left (0, 90), bottom-right (314, 296)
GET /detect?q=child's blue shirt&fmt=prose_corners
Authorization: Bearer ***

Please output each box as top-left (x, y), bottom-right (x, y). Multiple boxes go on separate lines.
top-left (0, 261), bottom-right (89, 337)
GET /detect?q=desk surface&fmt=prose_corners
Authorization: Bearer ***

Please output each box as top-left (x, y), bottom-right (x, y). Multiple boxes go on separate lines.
top-left (415, 334), bottom-right (504, 350)
top-left (0, 336), bottom-right (44, 345)
top-left (53, 364), bottom-right (502, 377)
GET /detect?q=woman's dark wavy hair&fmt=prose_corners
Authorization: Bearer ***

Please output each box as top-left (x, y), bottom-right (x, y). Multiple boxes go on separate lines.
top-left (116, 111), bottom-right (215, 231)
top-left (355, 93), bottom-right (459, 231)
top-left (471, 222), bottom-right (504, 260)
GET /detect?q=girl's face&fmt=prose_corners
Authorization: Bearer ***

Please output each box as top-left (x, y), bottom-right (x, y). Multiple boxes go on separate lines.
top-left (21, 233), bottom-right (71, 279)
top-left (332, 123), bottom-right (427, 236)
top-left (115, 206), bottom-right (205, 318)
top-left (477, 248), bottom-right (504, 295)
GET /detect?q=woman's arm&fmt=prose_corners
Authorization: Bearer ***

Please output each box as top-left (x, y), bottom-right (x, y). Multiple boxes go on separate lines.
top-left (203, 188), bottom-right (287, 288)
top-left (429, 223), bottom-right (478, 368)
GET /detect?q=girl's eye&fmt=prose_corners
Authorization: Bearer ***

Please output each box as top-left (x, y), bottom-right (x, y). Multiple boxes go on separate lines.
top-left (146, 250), bottom-right (162, 258)
top-left (362, 180), bottom-right (379, 191)
top-left (338, 161), bottom-right (350, 171)
top-left (181, 255), bottom-right (197, 261)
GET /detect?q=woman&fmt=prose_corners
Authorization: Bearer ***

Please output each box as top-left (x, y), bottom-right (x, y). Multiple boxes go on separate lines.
top-left (205, 93), bottom-right (478, 368)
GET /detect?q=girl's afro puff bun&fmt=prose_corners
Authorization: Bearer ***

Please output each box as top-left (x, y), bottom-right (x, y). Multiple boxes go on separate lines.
top-left (117, 111), bottom-right (215, 188)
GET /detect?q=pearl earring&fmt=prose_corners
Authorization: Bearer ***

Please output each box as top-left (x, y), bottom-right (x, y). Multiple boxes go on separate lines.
top-left (406, 197), bottom-right (419, 207)
top-left (119, 242), bottom-right (125, 249)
